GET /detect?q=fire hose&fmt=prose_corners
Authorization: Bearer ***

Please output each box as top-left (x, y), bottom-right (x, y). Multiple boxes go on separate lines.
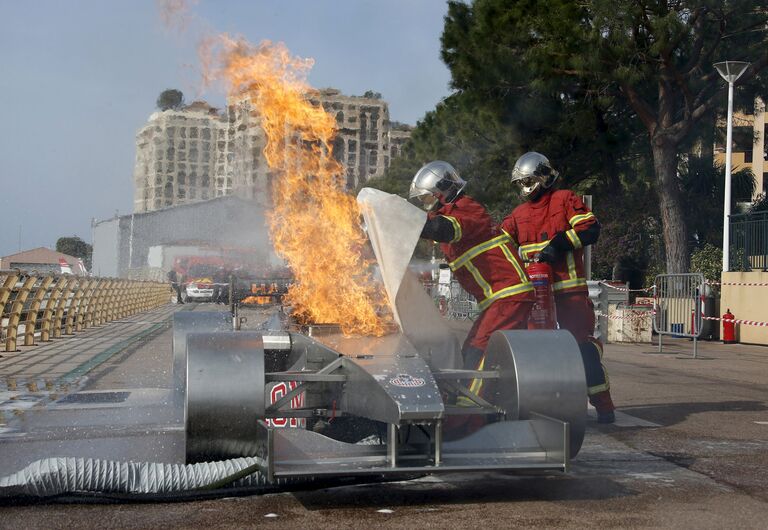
top-left (0, 456), bottom-right (302, 499)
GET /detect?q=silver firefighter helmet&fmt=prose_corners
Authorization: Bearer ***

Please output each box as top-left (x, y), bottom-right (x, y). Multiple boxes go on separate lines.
top-left (409, 161), bottom-right (467, 211)
top-left (511, 152), bottom-right (559, 200)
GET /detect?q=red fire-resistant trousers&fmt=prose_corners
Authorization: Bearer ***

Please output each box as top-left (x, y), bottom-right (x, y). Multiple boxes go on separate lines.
top-left (463, 297), bottom-right (533, 353)
top-left (555, 292), bottom-right (595, 343)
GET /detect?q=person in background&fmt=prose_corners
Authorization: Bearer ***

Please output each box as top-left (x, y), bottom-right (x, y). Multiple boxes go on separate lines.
top-left (167, 268), bottom-right (184, 304)
top-left (213, 266), bottom-right (229, 305)
top-left (501, 151), bottom-right (616, 423)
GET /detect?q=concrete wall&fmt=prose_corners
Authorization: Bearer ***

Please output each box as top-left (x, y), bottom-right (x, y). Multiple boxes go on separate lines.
top-left (92, 196), bottom-right (275, 279)
top-left (720, 271), bottom-right (768, 345)
top-left (92, 218), bottom-right (120, 277)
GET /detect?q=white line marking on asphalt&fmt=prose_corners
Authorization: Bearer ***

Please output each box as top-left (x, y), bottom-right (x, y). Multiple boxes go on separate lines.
top-left (377, 509), bottom-right (394, 514)
top-left (587, 405), bottom-right (661, 427)
top-left (264, 513), bottom-right (279, 518)
top-left (753, 421), bottom-right (768, 425)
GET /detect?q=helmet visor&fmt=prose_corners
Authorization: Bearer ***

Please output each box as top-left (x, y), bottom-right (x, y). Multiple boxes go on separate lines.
top-left (412, 192), bottom-right (439, 211)
top-left (517, 176), bottom-right (541, 198)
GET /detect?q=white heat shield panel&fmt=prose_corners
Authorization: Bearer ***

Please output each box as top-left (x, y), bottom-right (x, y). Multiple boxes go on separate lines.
top-left (357, 188), bottom-right (460, 369)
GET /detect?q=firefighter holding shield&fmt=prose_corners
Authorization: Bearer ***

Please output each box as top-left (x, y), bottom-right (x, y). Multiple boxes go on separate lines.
top-left (409, 161), bottom-right (534, 400)
top-left (501, 152), bottom-right (616, 423)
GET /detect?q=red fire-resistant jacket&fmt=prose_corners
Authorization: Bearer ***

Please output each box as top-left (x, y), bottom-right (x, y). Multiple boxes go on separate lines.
top-left (501, 189), bottom-right (597, 295)
top-left (430, 195), bottom-right (533, 310)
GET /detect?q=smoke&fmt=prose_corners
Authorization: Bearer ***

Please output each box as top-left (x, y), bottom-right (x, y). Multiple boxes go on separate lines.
top-left (157, 0), bottom-right (199, 33)
top-left (157, 3), bottom-right (391, 335)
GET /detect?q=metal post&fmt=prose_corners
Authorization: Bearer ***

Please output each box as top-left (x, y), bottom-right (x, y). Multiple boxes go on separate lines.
top-left (434, 419), bottom-right (442, 466)
top-left (723, 80), bottom-right (735, 272)
top-left (714, 61), bottom-right (750, 271)
top-left (583, 195), bottom-right (593, 281)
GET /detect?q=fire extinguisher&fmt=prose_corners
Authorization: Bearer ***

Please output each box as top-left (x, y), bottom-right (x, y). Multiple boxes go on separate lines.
top-left (527, 259), bottom-right (557, 330)
top-left (722, 309), bottom-right (737, 344)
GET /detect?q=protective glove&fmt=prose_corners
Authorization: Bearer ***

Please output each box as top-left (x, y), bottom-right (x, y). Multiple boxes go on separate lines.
top-left (537, 244), bottom-right (559, 263)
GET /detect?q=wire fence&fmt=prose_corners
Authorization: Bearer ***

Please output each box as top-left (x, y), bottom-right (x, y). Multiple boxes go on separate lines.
top-left (421, 278), bottom-right (480, 321)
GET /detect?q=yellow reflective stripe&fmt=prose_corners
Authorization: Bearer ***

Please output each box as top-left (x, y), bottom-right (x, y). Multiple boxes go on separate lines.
top-left (469, 356), bottom-right (486, 394)
top-left (449, 234), bottom-right (510, 271)
top-left (587, 382), bottom-right (610, 395)
top-left (566, 251), bottom-right (577, 279)
top-left (569, 212), bottom-right (595, 227)
top-left (476, 282), bottom-right (534, 311)
top-left (465, 262), bottom-right (493, 300)
top-left (499, 242), bottom-right (528, 281)
top-left (519, 241), bottom-right (549, 260)
top-left (566, 229), bottom-right (582, 249)
top-left (552, 277), bottom-right (587, 291)
top-left (442, 215), bottom-right (462, 244)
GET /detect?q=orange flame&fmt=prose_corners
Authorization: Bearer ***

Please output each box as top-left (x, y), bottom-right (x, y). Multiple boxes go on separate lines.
top-left (203, 37), bottom-right (391, 335)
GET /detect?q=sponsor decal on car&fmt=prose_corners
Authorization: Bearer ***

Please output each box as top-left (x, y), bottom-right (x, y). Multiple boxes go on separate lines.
top-left (389, 373), bottom-right (426, 388)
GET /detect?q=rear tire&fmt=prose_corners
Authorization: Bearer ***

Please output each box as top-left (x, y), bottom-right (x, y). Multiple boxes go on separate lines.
top-left (185, 331), bottom-right (266, 463)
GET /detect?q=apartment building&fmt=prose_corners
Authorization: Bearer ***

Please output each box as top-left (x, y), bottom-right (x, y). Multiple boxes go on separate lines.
top-left (133, 90), bottom-right (411, 213)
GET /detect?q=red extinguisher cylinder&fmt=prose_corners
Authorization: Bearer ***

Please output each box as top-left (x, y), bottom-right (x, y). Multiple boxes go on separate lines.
top-left (722, 309), bottom-right (736, 344)
top-left (527, 261), bottom-right (557, 330)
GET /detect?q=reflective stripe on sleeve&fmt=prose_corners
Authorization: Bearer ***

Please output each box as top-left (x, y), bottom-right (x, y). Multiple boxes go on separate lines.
top-left (566, 229), bottom-right (582, 249)
top-left (569, 212), bottom-right (595, 227)
top-left (441, 215), bottom-right (463, 244)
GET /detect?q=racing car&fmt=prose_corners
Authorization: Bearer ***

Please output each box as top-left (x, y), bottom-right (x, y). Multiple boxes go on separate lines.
top-left (173, 309), bottom-right (587, 482)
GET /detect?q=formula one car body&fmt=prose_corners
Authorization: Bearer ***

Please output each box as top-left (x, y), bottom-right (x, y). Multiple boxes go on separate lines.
top-left (174, 189), bottom-right (588, 483)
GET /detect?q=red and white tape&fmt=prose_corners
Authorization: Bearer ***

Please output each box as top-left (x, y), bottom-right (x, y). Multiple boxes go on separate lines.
top-left (598, 281), bottom-right (653, 293)
top-left (710, 281), bottom-right (768, 287)
top-left (595, 310), bottom-right (654, 322)
top-left (702, 315), bottom-right (768, 327)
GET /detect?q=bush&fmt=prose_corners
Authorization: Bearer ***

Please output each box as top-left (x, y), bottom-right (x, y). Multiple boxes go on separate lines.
top-left (690, 243), bottom-right (722, 285)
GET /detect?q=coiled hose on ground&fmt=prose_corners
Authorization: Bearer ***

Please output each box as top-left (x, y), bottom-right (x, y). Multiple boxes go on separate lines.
top-left (0, 456), bottom-right (297, 499)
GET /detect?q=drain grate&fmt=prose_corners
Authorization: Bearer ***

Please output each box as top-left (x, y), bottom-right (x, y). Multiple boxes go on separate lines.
top-left (57, 391), bottom-right (131, 404)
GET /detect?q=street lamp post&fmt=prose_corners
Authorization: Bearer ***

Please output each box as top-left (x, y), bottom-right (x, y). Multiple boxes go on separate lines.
top-left (714, 61), bottom-right (750, 272)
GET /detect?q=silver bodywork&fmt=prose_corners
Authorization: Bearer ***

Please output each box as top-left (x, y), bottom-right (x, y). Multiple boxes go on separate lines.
top-left (175, 311), bottom-right (587, 480)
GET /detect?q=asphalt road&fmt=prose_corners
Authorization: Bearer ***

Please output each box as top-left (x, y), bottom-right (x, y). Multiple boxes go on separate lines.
top-left (1, 304), bottom-right (768, 528)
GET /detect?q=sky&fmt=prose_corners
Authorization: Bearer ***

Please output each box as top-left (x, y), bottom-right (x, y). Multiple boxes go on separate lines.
top-left (0, 0), bottom-right (452, 258)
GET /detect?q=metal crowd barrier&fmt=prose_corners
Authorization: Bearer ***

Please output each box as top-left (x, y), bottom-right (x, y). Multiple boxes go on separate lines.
top-left (420, 277), bottom-right (479, 321)
top-left (653, 273), bottom-right (705, 358)
top-left (0, 271), bottom-right (170, 353)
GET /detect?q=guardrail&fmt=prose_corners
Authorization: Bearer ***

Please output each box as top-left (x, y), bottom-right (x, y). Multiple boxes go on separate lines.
top-left (0, 271), bottom-right (170, 353)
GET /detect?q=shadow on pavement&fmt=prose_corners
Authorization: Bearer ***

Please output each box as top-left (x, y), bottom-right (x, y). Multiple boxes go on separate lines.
top-left (293, 473), bottom-right (633, 510)
top-left (612, 400), bottom-right (768, 428)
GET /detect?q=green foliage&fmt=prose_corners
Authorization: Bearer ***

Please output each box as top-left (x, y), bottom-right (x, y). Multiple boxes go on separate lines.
top-left (376, 0), bottom-right (768, 278)
top-left (157, 89), bottom-right (184, 111)
top-left (749, 193), bottom-right (768, 213)
top-left (56, 236), bottom-right (92, 269)
top-left (681, 157), bottom-right (756, 248)
top-left (690, 243), bottom-right (722, 286)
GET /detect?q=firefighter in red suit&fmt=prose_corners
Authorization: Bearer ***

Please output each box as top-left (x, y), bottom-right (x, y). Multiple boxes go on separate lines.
top-left (501, 152), bottom-right (616, 423)
top-left (409, 161), bottom-right (534, 401)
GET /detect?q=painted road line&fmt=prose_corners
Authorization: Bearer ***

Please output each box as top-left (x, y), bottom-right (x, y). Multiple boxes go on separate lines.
top-left (587, 404), bottom-right (661, 427)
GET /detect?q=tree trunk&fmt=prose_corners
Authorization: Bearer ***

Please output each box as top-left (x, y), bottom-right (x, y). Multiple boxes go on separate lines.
top-left (652, 139), bottom-right (690, 273)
